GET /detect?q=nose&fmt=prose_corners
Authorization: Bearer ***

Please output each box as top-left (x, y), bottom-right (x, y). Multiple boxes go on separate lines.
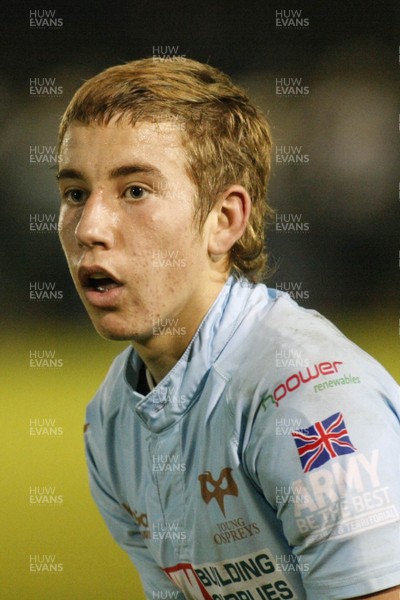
top-left (74, 194), bottom-right (115, 249)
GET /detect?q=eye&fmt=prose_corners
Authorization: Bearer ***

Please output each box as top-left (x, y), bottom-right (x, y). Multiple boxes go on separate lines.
top-left (122, 186), bottom-right (148, 200)
top-left (63, 189), bottom-right (88, 204)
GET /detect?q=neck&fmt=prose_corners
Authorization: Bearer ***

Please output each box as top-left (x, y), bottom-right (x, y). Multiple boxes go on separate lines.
top-left (131, 275), bottom-right (227, 384)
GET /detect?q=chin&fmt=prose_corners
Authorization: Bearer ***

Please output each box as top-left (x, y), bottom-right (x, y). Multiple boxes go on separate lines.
top-left (91, 315), bottom-right (153, 343)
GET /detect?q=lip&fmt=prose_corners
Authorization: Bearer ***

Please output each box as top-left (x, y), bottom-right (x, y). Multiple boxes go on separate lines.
top-left (78, 264), bottom-right (124, 308)
top-left (78, 264), bottom-right (123, 287)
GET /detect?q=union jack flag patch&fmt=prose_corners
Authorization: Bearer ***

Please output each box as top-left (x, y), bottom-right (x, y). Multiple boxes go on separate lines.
top-left (291, 412), bottom-right (356, 473)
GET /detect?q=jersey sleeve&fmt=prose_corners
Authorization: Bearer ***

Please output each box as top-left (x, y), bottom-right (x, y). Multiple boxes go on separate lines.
top-left (84, 410), bottom-right (185, 600)
top-left (243, 342), bottom-right (400, 600)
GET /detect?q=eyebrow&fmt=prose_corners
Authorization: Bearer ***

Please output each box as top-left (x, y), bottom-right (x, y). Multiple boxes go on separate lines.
top-left (109, 164), bottom-right (165, 180)
top-left (56, 163), bottom-right (166, 182)
top-left (56, 168), bottom-right (84, 181)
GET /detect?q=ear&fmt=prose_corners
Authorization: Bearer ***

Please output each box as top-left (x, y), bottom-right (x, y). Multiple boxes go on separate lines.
top-left (207, 185), bottom-right (251, 259)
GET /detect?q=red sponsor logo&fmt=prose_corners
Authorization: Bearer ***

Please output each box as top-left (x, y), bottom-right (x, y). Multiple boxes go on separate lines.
top-left (163, 562), bottom-right (212, 599)
top-left (262, 361), bottom-right (343, 408)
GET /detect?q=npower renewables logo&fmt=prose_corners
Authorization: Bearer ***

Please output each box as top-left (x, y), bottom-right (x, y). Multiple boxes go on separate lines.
top-left (261, 360), bottom-right (344, 408)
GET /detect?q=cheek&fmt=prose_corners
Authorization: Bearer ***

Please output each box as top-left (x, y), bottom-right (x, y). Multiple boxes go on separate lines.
top-left (58, 209), bottom-right (79, 255)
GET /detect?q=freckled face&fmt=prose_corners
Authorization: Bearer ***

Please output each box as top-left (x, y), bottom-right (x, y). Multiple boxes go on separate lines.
top-left (58, 120), bottom-right (212, 341)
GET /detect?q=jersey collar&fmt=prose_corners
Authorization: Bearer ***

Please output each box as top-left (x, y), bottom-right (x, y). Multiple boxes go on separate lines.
top-left (125, 276), bottom-right (256, 432)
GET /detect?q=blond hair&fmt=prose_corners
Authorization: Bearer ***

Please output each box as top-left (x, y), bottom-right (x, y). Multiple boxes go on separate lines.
top-left (58, 58), bottom-right (273, 282)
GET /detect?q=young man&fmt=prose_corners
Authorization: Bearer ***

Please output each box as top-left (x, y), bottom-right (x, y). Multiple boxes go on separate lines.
top-left (57, 58), bottom-right (400, 599)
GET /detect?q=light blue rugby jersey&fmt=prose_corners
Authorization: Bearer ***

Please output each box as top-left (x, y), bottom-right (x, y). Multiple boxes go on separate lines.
top-left (84, 276), bottom-right (400, 600)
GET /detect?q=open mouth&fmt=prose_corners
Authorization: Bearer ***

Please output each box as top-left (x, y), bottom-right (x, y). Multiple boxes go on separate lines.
top-left (86, 274), bottom-right (121, 293)
top-left (78, 267), bottom-right (123, 294)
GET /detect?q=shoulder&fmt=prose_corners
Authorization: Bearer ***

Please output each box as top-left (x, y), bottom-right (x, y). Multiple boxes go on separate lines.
top-left (220, 285), bottom-right (399, 421)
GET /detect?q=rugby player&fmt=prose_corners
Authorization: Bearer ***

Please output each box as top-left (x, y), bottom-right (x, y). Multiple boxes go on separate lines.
top-left (57, 58), bottom-right (400, 599)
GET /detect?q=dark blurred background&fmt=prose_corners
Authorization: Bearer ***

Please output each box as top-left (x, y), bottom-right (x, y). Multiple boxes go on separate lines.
top-left (1, 0), bottom-right (399, 324)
